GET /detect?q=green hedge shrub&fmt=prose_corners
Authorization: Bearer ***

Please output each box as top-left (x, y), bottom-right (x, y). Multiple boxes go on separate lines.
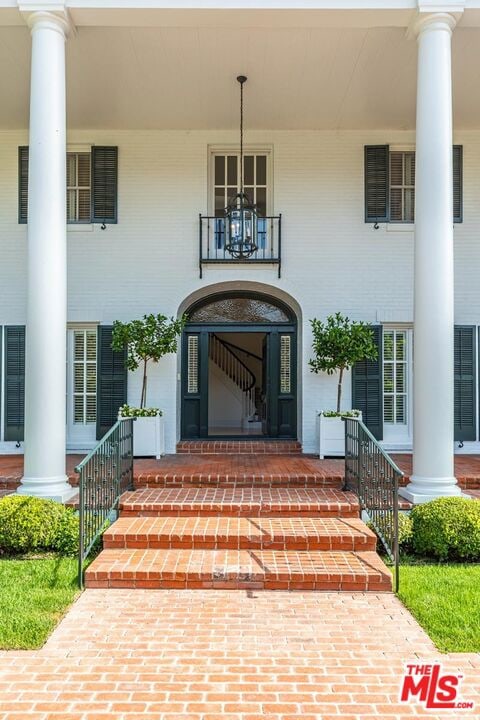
top-left (369, 511), bottom-right (413, 551)
top-left (0, 495), bottom-right (79, 556)
top-left (397, 512), bottom-right (414, 549)
top-left (411, 497), bottom-right (480, 561)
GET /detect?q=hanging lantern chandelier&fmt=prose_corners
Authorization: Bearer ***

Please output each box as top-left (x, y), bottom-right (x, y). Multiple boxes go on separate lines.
top-left (224, 75), bottom-right (258, 260)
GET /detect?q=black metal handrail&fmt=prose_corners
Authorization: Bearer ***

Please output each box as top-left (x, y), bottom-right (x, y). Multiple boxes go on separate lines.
top-left (343, 417), bottom-right (403, 592)
top-left (76, 418), bottom-right (134, 588)
top-left (199, 214), bottom-right (282, 278)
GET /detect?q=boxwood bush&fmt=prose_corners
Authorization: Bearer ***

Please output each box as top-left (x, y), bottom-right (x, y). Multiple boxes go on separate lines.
top-left (369, 511), bottom-right (413, 551)
top-left (0, 495), bottom-right (79, 556)
top-left (411, 497), bottom-right (480, 561)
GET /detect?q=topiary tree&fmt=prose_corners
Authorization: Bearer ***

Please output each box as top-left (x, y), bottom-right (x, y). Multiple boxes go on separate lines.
top-left (309, 312), bottom-right (378, 413)
top-left (112, 314), bottom-right (186, 408)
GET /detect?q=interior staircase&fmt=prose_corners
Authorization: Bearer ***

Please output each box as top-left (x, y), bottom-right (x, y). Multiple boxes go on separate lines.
top-left (209, 333), bottom-right (258, 424)
top-left (85, 454), bottom-right (392, 592)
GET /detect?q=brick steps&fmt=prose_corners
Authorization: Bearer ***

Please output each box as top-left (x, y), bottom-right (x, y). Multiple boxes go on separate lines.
top-left (85, 548), bottom-right (391, 591)
top-left (120, 487), bottom-right (359, 518)
top-left (103, 515), bottom-right (377, 551)
top-left (135, 474), bottom-right (341, 489)
top-left (86, 456), bottom-right (392, 593)
top-left (134, 454), bottom-right (343, 489)
top-left (176, 440), bottom-right (303, 454)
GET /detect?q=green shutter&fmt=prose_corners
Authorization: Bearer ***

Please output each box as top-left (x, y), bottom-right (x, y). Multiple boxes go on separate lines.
top-left (352, 325), bottom-right (383, 440)
top-left (18, 146), bottom-right (29, 224)
top-left (454, 325), bottom-right (476, 442)
top-left (96, 325), bottom-right (127, 439)
top-left (364, 146), bottom-right (389, 223)
top-left (4, 326), bottom-right (25, 442)
top-left (91, 146), bottom-right (118, 224)
top-left (453, 145), bottom-right (463, 224)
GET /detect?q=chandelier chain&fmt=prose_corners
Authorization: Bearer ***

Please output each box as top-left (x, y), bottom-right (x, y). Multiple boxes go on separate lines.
top-left (240, 78), bottom-right (244, 192)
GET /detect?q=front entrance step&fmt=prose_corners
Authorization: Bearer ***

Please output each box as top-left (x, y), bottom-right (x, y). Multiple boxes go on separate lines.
top-left (176, 440), bottom-right (302, 454)
top-left (103, 516), bottom-right (377, 551)
top-left (85, 548), bottom-right (392, 591)
top-left (120, 487), bottom-right (359, 519)
top-left (134, 454), bottom-right (343, 489)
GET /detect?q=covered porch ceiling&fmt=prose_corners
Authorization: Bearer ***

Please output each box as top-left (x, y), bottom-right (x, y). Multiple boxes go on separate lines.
top-left (1, 5), bottom-right (480, 130)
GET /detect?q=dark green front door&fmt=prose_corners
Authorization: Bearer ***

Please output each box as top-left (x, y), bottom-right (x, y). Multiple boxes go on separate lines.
top-left (268, 329), bottom-right (297, 438)
top-left (181, 325), bottom-right (296, 439)
top-left (181, 330), bottom-right (209, 439)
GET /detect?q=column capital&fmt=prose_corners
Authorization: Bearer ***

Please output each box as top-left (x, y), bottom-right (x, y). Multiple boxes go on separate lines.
top-left (18, 2), bottom-right (74, 37)
top-left (409, 11), bottom-right (458, 39)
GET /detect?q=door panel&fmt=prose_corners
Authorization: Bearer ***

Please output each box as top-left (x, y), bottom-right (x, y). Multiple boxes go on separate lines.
top-left (264, 330), bottom-right (296, 438)
top-left (181, 331), bottom-right (209, 438)
top-left (261, 334), bottom-right (268, 435)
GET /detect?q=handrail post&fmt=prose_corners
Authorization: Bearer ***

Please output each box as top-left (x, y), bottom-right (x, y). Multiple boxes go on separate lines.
top-left (394, 472), bottom-right (400, 593)
top-left (77, 465), bottom-right (85, 589)
top-left (357, 425), bottom-right (363, 509)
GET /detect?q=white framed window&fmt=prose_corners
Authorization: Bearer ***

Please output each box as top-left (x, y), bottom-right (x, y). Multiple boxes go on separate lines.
top-left (67, 152), bottom-right (91, 223)
top-left (72, 329), bottom-right (97, 425)
top-left (389, 151), bottom-right (415, 223)
top-left (211, 151), bottom-right (270, 218)
top-left (383, 329), bottom-right (408, 425)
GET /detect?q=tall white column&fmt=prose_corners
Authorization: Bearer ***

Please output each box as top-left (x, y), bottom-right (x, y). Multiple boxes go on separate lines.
top-left (18, 12), bottom-right (75, 503)
top-left (400, 12), bottom-right (461, 504)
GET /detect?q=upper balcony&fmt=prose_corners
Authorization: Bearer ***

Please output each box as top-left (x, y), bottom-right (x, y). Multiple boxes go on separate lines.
top-left (199, 215), bottom-right (281, 278)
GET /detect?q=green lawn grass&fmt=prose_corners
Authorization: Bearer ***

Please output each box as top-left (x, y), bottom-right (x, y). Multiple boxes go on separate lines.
top-left (398, 559), bottom-right (480, 653)
top-left (0, 555), bottom-right (79, 649)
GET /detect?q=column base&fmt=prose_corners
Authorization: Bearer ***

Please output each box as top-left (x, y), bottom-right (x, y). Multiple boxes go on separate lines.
top-left (399, 475), bottom-right (462, 504)
top-left (17, 475), bottom-right (76, 504)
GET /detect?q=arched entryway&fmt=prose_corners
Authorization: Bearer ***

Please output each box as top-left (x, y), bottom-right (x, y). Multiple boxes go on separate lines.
top-left (181, 291), bottom-right (297, 439)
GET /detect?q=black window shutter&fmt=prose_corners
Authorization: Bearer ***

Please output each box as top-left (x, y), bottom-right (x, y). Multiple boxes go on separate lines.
top-left (364, 146), bottom-right (389, 223)
top-left (352, 325), bottom-right (383, 440)
top-left (96, 325), bottom-right (127, 439)
top-left (18, 146), bottom-right (29, 224)
top-left (453, 145), bottom-right (463, 224)
top-left (4, 326), bottom-right (25, 442)
top-left (454, 325), bottom-right (476, 441)
top-left (91, 146), bottom-right (118, 224)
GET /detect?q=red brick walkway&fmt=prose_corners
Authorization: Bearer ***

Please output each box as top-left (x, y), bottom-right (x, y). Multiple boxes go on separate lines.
top-left (0, 589), bottom-right (478, 719)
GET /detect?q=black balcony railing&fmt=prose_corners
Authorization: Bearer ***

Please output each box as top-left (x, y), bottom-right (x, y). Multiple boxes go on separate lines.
top-left (199, 215), bottom-right (281, 278)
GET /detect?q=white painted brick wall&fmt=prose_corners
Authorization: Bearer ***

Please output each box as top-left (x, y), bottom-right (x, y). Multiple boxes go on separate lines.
top-left (0, 128), bottom-right (478, 452)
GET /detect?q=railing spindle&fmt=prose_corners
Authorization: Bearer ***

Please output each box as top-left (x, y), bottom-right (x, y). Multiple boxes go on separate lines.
top-left (76, 418), bottom-right (134, 588)
top-left (343, 417), bottom-right (402, 592)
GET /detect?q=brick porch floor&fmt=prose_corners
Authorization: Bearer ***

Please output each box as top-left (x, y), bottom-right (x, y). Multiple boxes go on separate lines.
top-left (2, 453), bottom-right (480, 490)
top-left (0, 589), bottom-right (478, 719)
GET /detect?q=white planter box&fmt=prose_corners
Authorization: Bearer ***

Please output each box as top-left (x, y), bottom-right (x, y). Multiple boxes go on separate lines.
top-left (128, 415), bottom-right (165, 459)
top-left (318, 412), bottom-right (362, 459)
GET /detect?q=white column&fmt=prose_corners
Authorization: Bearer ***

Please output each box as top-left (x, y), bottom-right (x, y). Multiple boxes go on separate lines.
top-left (18, 12), bottom-right (75, 503)
top-left (400, 12), bottom-right (461, 504)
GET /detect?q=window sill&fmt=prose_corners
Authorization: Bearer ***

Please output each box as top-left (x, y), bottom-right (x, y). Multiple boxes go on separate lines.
top-left (67, 224), bottom-right (93, 233)
top-left (386, 223), bottom-right (414, 233)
